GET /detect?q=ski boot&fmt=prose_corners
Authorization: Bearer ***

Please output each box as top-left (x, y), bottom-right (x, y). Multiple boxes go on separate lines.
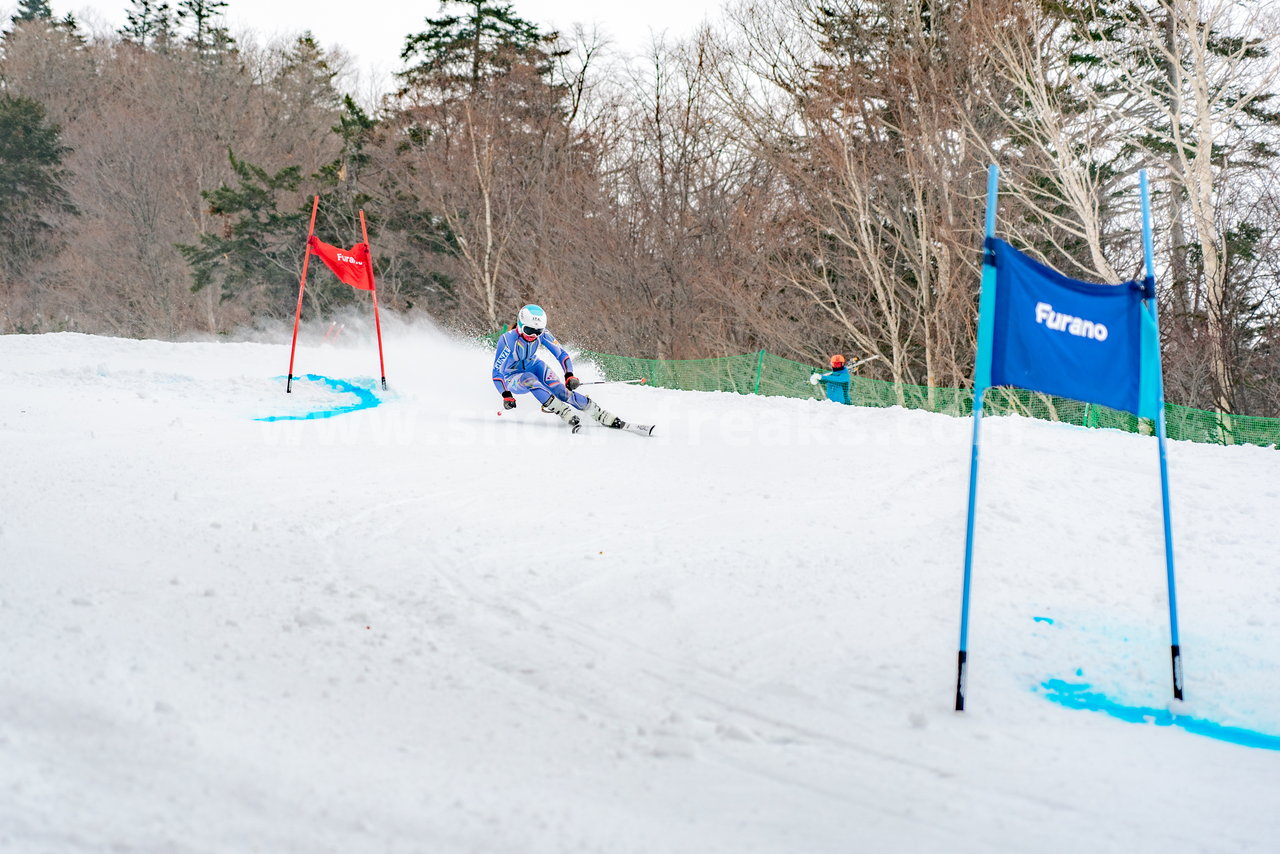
top-left (584, 398), bottom-right (622, 428)
top-left (541, 396), bottom-right (582, 432)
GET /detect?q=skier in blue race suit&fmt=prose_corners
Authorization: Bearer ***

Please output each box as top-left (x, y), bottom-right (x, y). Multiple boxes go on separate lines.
top-left (493, 304), bottom-right (620, 431)
top-left (809, 354), bottom-right (852, 405)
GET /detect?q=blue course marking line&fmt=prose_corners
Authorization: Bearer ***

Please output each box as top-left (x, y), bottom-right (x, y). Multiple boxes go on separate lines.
top-left (256, 374), bottom-right (383, 422)
top-left (1039, 679), bottom-right (1280, 751)
top-left (1032, 616), bottom-right (1055, 624)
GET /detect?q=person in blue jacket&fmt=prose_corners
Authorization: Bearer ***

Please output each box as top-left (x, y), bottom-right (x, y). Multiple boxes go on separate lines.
top-left (810, 354), bottom-right (852, 404)
top-left (493, 304), bottom-right (619, 431)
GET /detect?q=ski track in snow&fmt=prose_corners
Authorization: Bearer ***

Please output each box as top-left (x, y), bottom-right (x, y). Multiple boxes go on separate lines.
top-left (1, 326), bottom-right (1279, 853)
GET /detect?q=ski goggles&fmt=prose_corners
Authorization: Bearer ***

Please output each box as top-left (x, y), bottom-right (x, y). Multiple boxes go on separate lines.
top-left (521, 325), bottom-right (544, 337)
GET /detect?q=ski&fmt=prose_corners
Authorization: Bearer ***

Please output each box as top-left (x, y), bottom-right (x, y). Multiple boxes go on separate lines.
top-left (613, 420), bottom-right (655, 437)
top-left (511, 401), bottom-right (653, 436)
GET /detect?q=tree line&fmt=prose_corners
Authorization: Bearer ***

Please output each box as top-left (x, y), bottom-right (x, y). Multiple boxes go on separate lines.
top-left (1, 0), bottom-right (1278, 415)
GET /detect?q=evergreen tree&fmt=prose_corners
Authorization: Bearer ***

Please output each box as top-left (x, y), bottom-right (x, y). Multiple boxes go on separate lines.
top-left (181, 97), bottom-right (456, 318)
top-left (179, 152), bottom-right (310, 312)
top-left (318, 95), bottom-right (375, 189)
top-left (14, 0), bottom-right (53, 22)
top-left (0, 95), bottom-right (74, 264)
top-left (389, 2), bottom-right (577, 327)
top-left (176, 0), bottom-right (234, 58)
top-left (10, 7), bottom-right (85, 40)
top-left (120, 0), bottom-right (180, 49)
top-left (397, 0), bottom-right (558, 96)
top-left (274, 33), bottom-right (342, 116)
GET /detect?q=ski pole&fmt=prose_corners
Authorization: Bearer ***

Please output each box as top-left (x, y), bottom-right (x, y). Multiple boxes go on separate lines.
top-left (577, 378), bottom-right (648, 386)
top-left (847, 354), bottom-right (883, 370)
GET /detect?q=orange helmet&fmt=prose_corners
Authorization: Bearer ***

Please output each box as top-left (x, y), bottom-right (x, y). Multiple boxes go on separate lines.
top-left (830, 354), bottom-right (846, 369)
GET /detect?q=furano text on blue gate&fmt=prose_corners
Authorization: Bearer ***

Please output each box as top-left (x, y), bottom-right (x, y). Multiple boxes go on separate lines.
top-left (1035, 302), bottom-right (1109, 341)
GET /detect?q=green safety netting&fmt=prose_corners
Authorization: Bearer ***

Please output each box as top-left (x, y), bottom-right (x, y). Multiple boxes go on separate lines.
top-left (481, 331), bottom-right (1278, 448)
top-left (578, 347), bottom-right (1279, 450)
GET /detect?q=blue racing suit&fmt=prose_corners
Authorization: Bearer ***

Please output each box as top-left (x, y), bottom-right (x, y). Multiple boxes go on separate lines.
top-left (817, 367), bottom-right (852, 405)
top-left (492, 328), bottom-right (590, 409)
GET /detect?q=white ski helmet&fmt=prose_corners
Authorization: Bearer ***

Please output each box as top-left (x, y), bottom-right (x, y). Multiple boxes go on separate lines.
top-left (516, 304), bottom-right (547, 338)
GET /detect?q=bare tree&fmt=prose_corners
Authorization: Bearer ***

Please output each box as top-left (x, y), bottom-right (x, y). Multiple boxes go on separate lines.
top-left (1, 23), bottom-right (342, 336)
top-left (1082, 0), bottom-right (1280, 412)
top-left (721, 0), bottom-right (990, 388)
top-left (965, 0), bottom-right (1135, 283)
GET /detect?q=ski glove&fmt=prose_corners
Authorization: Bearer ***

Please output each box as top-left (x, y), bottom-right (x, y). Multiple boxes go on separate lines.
top-left (501, 391), bottom-right (517, 410)
top-left (564, 373), bottom-right (580, 391)
top-left (809, 373), bottom-right (821, 385)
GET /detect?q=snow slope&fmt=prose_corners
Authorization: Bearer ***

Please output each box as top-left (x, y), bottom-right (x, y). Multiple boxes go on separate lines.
top-left (1, 323), bottom-right (1278, 853)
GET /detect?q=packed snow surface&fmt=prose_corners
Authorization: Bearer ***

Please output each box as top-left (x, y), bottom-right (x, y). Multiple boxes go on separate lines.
top-left (2, 323), bottom-right (1278, 853)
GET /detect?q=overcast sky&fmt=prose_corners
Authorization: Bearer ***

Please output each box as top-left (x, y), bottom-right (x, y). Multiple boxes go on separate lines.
top-left (45, 0), bottom-right (728, 89)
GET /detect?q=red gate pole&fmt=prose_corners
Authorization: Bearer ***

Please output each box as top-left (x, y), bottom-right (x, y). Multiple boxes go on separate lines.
top-left (360, 209), bottom-right (387, 390)
top-left (286, 195), bottom-right (321, 393)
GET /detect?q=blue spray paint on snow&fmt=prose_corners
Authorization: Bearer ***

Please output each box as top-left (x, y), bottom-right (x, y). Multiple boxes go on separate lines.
top-left (1039, 679), bottom-right (1280, 751)
top-left (256, 375), bottom-right (383, 422)
top-left (1029, 617), bottom-right (1280, 750)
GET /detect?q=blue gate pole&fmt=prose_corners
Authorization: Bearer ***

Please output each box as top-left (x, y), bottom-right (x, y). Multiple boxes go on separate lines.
top-left (955, 387), bottom-right (986, 712)
top-left (1140, 169), bottom-right (1184, 701)
top-left (956, 164), bottom-right (1000, 712)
